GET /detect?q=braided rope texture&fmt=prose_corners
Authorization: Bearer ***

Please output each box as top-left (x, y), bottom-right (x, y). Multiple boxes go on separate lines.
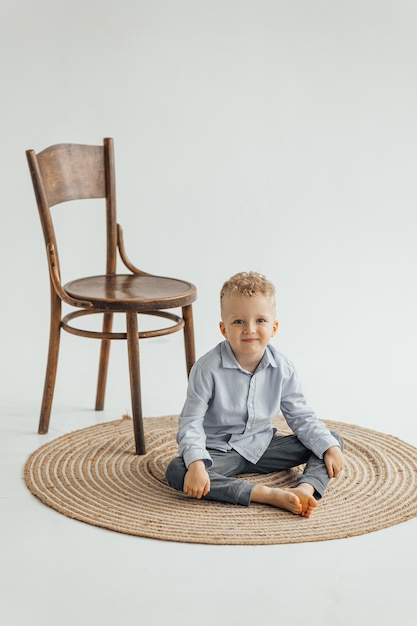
top-left (24, 415), bottom-right (417, 544)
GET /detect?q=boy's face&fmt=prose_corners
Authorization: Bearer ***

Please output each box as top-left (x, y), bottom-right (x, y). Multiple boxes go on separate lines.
top-left (219, 294), bottom-right (279, 369)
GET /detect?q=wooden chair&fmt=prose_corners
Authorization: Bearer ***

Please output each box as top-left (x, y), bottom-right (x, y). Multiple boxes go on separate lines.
top-left (26, 138), bottom-right (197, 454)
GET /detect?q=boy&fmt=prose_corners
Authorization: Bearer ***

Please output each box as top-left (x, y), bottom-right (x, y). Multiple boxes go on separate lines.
top-left (166, 272), bottom-right (344, 517)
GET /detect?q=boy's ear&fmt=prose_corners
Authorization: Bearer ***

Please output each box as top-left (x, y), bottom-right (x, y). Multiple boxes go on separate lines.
top-left (272, 320), bottom-right (279, 336)
top-left (219, 321), bottom-right (227, 338)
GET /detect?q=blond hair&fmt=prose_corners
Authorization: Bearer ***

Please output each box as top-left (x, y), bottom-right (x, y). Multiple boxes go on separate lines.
top-left (220, 271), bottom-right (276, 304)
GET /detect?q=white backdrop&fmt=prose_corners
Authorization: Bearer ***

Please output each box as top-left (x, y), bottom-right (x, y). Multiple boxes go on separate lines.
top-left (1, 0), bottom-right (416, 440)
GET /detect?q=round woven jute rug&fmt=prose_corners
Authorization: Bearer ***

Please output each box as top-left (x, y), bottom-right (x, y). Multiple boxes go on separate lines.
top-left (24, 415), bottom-right (417, 545)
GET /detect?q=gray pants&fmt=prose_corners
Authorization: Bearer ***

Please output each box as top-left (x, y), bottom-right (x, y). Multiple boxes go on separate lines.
top-left (165, 431), bottom-right (344, 506)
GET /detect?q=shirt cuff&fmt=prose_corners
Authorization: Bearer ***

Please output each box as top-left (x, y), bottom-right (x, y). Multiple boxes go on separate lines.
top-left (316, 434), bottom-right (341, 460)
top-left (183, 448), bottom-right (213, 469)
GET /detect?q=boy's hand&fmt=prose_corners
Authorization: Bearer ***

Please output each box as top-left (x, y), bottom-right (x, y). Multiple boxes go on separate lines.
top-left (183, 460), bottom-right (211, 499)
top-left (324, 446), bottom-right (345, 478)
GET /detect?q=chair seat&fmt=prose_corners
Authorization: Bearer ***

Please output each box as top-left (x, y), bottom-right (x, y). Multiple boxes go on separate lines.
top-left (64, 274), bottom-right (196, 311)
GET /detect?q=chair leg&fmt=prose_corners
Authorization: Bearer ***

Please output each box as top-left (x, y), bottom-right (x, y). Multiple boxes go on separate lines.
top-left (126, 311), bottom-right (146, 455)
top-left (95, 313), bottom-right (114, 411)
top-left (38, 293), bottom-right (62, 434)
top-left (182, 304), bottom-right (196, 376)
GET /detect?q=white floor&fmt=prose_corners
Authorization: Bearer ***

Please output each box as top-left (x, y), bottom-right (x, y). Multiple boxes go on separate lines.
top-left (1, 335), bottom-right (417, 626)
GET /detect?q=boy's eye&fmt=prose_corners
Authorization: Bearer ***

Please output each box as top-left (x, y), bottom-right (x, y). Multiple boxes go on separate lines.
top-left (232, 319), bottom-right (244, 325)
top-left (256, 318), bottom-right (266, 323)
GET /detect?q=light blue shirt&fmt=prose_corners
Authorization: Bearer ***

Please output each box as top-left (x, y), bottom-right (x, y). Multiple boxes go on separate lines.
top-left (178, 341), bottom-right (340, 468)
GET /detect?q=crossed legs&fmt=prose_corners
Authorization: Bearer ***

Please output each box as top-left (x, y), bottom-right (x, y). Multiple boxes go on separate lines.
top-left (165, 432), bottom-right (344, 517)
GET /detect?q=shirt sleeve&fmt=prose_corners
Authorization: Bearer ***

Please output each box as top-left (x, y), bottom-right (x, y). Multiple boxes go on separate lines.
top-left (280, 362), bottom-right (340, 459)
top-left (177, 363), bottom-right (214, 469)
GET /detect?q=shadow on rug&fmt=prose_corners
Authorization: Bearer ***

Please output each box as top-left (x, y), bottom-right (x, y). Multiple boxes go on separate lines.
top-left (24, 415), bottom-right (417, 545)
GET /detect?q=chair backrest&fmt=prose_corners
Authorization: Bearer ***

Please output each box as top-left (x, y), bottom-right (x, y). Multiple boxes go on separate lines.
top-left (26, 137), bottom-right (118, 276)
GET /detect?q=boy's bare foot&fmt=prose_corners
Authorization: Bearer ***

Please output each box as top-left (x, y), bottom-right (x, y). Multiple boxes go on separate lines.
top-left (251, 485), bottom-right (303, 515)
top-left (284, 484), bottom-right (318, 518)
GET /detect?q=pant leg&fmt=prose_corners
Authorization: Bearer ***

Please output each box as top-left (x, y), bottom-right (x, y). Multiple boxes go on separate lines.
top-left (165, 449), bottom-right (254, 506)
top-left (250, 431), bottom-right (344, 499)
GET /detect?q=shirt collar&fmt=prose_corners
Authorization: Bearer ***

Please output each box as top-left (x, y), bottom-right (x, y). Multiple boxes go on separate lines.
top-left (220, 341), bottom-right (278, 371)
